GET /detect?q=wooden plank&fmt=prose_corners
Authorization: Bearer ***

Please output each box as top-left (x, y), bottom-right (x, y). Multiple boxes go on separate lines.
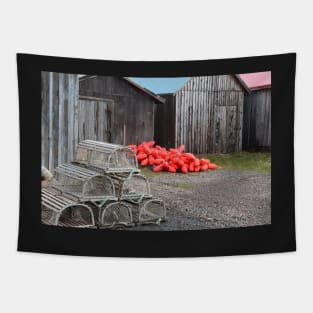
top-left (190, 89), bottom-right (194, 152)
top-left (89, 100), bottom-right (95, 140)
top-left (191, 83), bottom-right (195, 153)
top-left (202, 77), bottom-right (207, 153)
top-left (226, 106), bottom-right (237, 152)
top-left (175, 93), bottom-right (179, 147)
top-left (242, 88), bottom-right (271, 149)
top-left (51, 72), bottom-right (59, 169)
top-left (199, 78), bottom-right (204, 153)
top-left (194, 78), bottom-right (200, 154)
top-left (238, 93), bottom-right (244, 151)
top-left (67, 75), bottom-right (74, 162)
top-left (97, 100), bottom-right (104, 141)
top-left (179, 91), bottom-right (184, 148)
top-left (78, 99), bottom-right (84, 142)
top-left (62, 75), bottom-right (69, 162)
top-left (180, 91), bottom-right (184, 148)
top-left (215, 106), bottom-right (227, 153)
top-left (58, 73), bottom-right (64, 165)
top-left (41, 71), bottom-right (49, 168)
top-left (187, 90), bottom-right (192, 152)
top-left (207, 77), bottom-right (212, 152)
top-left (73, 74), bottom-right (79, 153)
top-left (48, 72), bottom-right (54, 169)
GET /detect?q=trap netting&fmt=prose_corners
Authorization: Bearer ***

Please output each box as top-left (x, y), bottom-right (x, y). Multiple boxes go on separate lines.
top-left (41, 188), bottom-right (95, 227)
top-left (126, 198), bottom-right (166, 224)
top-left (51, 163), bottom-right (116, 201)
top-left (107, 171), bottom-right (151, 200)
top-left (74, 140), bottom-right (138, 173)
top-left (139, 198), bottom-right (166, 224)
top-left (100, 201), bottom-right (133, 228)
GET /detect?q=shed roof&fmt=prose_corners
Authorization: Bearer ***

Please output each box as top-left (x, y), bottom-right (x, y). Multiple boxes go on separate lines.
top-left (79, 75), bottom-right (165, 103)
top-left (239, 71), bottom-right (271, 90)
top-left (123, 77), bottom-right (165, 103)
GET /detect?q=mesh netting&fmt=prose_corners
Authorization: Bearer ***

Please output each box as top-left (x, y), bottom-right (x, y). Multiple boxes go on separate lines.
top-left (52, 164), bottom-right (115, 200)
top-left (106, 172), bottom-right (151, 200)
top-left (42, 140), bottom-right (167, 229)
top-left (41, 189), bottom-right (95, 227)
top-left (121, 174), bottom-right (150, 197)
top-left (101, 202), bottom-right (133, 228)
top-left (139, 199), bottom-right (166, 224)
top-left (74, 140), bottom-right (138, 172)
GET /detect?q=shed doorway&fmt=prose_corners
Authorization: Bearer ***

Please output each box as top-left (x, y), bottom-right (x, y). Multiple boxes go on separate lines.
top-left (78, 96), bottom-right (113, 143)
top-left (213, 104), bottom-right (241, 153)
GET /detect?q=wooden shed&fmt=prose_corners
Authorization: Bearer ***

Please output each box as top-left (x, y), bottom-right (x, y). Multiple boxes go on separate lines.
top-left (41, 72), bottom-right (79, 170)
top-left (42, 72), bottom-right (164, 170)
top-left (241, 72), bottom-right (271, 150)
top-left (79, 76), bottom-right (164, 146)
top-left (155, 75), bottom-right (249, 154)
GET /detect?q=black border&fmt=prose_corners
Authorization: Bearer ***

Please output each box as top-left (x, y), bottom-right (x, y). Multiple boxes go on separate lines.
top-left (17, 53), bottom-right (296, 257)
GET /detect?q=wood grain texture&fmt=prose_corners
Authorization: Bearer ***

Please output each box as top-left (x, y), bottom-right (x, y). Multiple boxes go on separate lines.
top-left (160, 75), bottom-right (245, 154)
top-left (243, 88), bottom-right (271, 149)
top-left (79, 76), bottom-right (157, 145)
top-left (41, 72), bottom-right (79, 170)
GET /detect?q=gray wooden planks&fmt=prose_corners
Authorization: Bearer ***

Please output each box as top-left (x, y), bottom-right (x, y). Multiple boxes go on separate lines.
top-left (41, 72), bottom-right (79, 170)
top-left (243, 88), bottom-right (271, 149)
top-left (79, 76), bottom-right (157, 146)
top-left (171, 75), bottom-right (245, 154)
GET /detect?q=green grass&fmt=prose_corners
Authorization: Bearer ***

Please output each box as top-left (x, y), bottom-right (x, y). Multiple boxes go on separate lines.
top-left (197, 152), bottom-right (271, 172)
top-left (139, 152), bottom-right (271, 175)
top-left (140, 167), bottom-right (159, 178)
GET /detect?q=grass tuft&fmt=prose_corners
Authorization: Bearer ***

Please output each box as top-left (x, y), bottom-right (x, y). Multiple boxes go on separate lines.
top-left (139, 152), bottom-right (271, 175)
top-left (197, 152), bottom-right (271, 172)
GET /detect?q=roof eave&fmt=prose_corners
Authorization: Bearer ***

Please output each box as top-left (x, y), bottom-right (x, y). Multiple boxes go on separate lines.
top-left (234, 74), bottom-right (251, 93)
top-left (250, 85), bottom-right (272, 91)
top-left (122, 77), bottom-right (166, 103)
top-left (79, 75), bottom-right (165, 103)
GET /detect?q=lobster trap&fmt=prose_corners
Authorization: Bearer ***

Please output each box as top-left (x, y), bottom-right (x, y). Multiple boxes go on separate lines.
top-left (41, 189), bottom-right (95, 227)
top-left (74, 140), bottom-right (139, 173)
top-left (41, 140), bottom-right (167, 229)
top-left (107, 170), bottom-right (152, 200)
top-left (52, 163), bottom-right (116, 202)
top-left (127, 198), bottom-right (166, 225)
top-left (100, 201), bottom-right (133, 228)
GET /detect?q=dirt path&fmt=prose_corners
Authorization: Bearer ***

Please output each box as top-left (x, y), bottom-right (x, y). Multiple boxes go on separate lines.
top-left (126, 169), bottom-right (271, 231)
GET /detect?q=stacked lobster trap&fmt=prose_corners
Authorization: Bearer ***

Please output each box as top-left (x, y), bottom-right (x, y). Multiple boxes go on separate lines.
top-left (41, 140), bottom-right (166, 228)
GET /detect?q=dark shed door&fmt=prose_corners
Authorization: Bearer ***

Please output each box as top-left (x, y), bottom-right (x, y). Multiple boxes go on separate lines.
top-left (214, 105), bottom-right (239, 153)
top-left (78, 98), bottom-right (112, 143)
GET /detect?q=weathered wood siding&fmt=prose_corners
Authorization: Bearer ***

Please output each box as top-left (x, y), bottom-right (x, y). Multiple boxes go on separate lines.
top-left (174, 75), bottom-right (244, 154)
top-left (78, 98), bottom-right (112, 143)
top-left (41, 72), bottom-right (79, 170)
top-left (79, 76), bottom-right (156, 145)
top-left (243, 88), bottom-right (271, 149)
top-left (154, 93), bottom-right (176, 148)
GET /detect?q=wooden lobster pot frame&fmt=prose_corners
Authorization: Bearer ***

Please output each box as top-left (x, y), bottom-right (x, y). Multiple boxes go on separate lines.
top-left (139, 198), bottom-right (166, 224)
top-left (100, 201), bottom-right (133, 228)
top-left (41, 189), bottom-right (95, 227)
top-left (126, 198), bottom-right (166, 225)
top-left (51, 163), bottom-right (134, 228)
top-left (101, 170), bottom-right (166, 225)
top-left (74, 140), bottom-right (139, 173)
top-left (52, 163), bottom-right (116, 202)
top-left (106, 171), bottom-right (151, 200)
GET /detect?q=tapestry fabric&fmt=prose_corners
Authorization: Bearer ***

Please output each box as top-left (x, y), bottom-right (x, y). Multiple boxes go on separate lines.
top-left (17, 53), bottom-right (296, 257)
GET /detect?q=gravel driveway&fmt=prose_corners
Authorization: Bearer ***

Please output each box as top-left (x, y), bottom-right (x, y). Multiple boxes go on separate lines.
top-left (126, 169), bottom-right (271, 231)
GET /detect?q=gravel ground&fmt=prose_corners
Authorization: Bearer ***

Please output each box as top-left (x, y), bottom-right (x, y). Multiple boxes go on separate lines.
top-left (126, 169), bottom-right (271, 231)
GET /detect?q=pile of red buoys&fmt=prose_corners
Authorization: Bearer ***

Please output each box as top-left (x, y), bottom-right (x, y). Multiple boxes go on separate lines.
top-left (128, 141), bottom-right (218, 173)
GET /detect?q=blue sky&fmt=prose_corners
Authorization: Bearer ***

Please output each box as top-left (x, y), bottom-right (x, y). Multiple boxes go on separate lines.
top-left (130, 77), bottom-right (189, 94)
